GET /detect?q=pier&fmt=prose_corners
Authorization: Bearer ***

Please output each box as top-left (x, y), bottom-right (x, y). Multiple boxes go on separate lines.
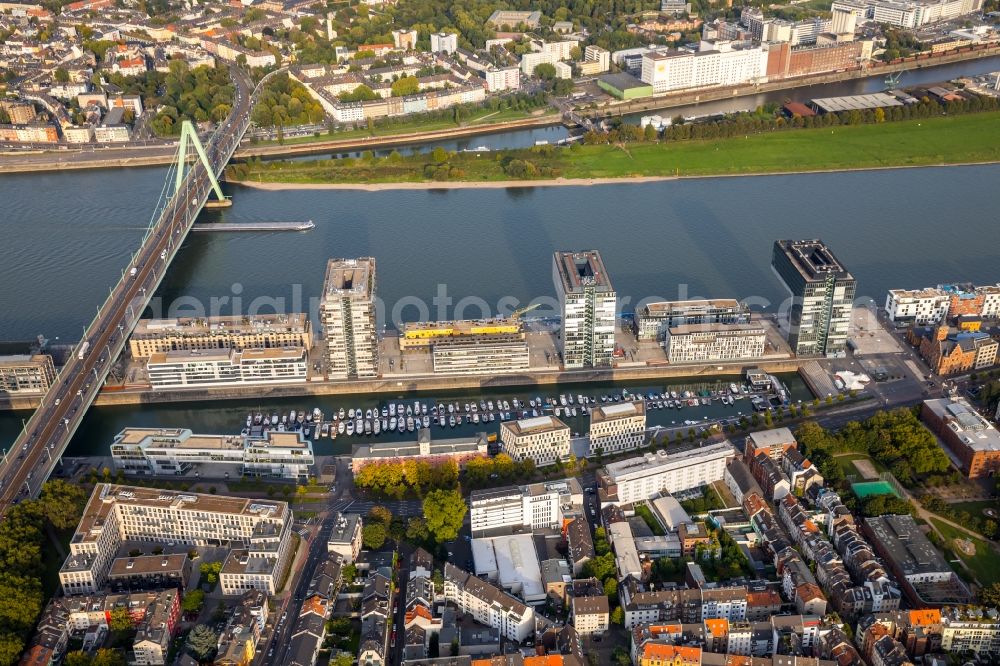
top-left (191, 220), bottom-right (315, 232)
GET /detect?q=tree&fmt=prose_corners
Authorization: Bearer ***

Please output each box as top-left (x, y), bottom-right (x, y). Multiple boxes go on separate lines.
top-left (63, 652), bottom-right (92, 666)
top-left (422, 489), bottom-right (467, 544)
top-left (980, 582), bottom-right (1000, 607)
top-left (39, 479), bottom-right (88, 529)
top-left (603, 577), bottom-right (618, 600)
top-left (187, 624), bottom-right (219, 661)
top-left (363, 523), bottom-right (387, 550)
top-left (582, 552), bottom-right (616, 581)
top-left (534, 63), bottom-right (556, 80)
top-left (368, 505), bottom-right (393, 526)
top-left (391, 75), bottom-right (420, 97)
top-left (611, 606), bottom-right (625, 626)
top-left (182, 589), bottom-right (205, 613)
top-left (54, 67), bottom-right (70, 83)
top-left (0, 632), bottom-right (26, 666)
top-left (334, 653), bottom-right (354, 666)
top-left (199, 561), bottom-right (223, 586)
top-left (406, 517), bottom-right (429, 543)
top-left (91, 649), bottom-right (126, 666)
top-left (431, 146), bottom-right (448, 164)
top-left (109, 606), bottom-right (133, 632)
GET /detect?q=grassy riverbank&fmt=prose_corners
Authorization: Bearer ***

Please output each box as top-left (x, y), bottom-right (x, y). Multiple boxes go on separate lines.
top-left (229, 112), bottom-right (1000, 185)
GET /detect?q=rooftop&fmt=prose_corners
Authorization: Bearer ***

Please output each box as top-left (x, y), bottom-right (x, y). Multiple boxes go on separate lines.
top-left (924, 397), bottom-right (1000, 452)
top-left (322, 257), bottom-right (376, 298)
top-left (774, 240), bottom-right (854, 282)
top-left (132, 313), bottom-right (309, 337)
top-left (591, 401), bottom-right (645, 422)
top-left (553, 250), bottom-right (614, 294)
top-left (864, 514), bottom-right (951, 577)
top-left (641, 299), bottom-right (747, 316)
top-left (603, 440), bottom-right (736, 481)
top-left (502, 415), bottom-right (569, 437)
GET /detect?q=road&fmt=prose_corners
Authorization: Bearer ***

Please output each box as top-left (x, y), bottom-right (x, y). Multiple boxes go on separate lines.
top-left (0, 65), bottom-right (268, 517)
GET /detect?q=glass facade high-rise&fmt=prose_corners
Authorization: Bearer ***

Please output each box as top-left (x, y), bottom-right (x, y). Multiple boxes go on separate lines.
top-left (320, 257), bottom-right (379, 379)
top-left (772, 239), bottom-right (856, 357)
top-left (552, 250), bottom-right (617, 369)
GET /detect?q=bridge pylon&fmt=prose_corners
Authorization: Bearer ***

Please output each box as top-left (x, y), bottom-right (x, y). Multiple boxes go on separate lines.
top-left (175, 119), bottom-right (232, 208)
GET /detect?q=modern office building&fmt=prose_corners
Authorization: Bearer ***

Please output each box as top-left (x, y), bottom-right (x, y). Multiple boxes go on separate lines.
top-left (588, 402), bottom-right (647, 456)
top-left (59, 484), bottom-right (292, 596)
top-left (128, 314), bottom-right (312, 359)
top-left (469, 478), bottom-right (583, 536)
top-left (499, 415), bottom-right (571, 466)
top-left (430, 339), bottom-right (530, 375)
top-left (327, 513), bottom-right (363, 563)
top-left (145, 347), bottom-right (308, 389)
top-left (665, 323), bottom-right (767, 363)
top-left (552, 250), bottom-right (617, 369)
top-left (772, 239), bottom-right (856, 357)
top-left (320, 257), bottom-right (379, 379)
top-left (0, 353), bottom-right (56, 393)
top-left (636, 299), bottom-right (751, 341)
top-left (442, 562), bottom-right (535, 641)
top-left (599, 441), bottom-right (736, 503)
top-left (110, 427), bottom-right (315, 480)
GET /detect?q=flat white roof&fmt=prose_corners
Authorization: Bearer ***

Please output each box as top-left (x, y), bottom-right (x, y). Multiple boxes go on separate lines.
top-left (471, 538), bottom-right (498, 576)
top-left (473, 534), bottom-right (544, 602)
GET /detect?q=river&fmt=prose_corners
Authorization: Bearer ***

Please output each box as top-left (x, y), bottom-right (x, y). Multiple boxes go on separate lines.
top-left (2, 57), bottom-right (1000, 458)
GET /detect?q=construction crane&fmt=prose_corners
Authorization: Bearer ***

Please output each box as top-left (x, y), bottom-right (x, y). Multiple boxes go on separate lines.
top-left (510, 303), bottom-right (542, 319)
top-left (885, 71), bottom-right (904, 89)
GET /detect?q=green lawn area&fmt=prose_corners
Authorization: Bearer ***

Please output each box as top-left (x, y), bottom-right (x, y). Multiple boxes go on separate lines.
top-left (947, 500), bottom-right (1000, 519)
top-left (255, 107), bottom-right (556, 146)
top-left (634, 503), bottom-right (666, 536)
top-left (236, 112), bottom-right (1000, 185)
top-left (930, 518), bottom-right (1000, 586)
top-left (833, 452), bottom-right (888, 480)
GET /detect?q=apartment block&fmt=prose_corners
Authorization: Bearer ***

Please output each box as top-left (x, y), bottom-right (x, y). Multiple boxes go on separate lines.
top-left (328, 512), bottom-right (363, 563)
top-left (572, 595), bottom-right (609, 635)
top-left (110, 427), bottom-right (315, 481)
top-left (59, 484), bottom-right (292, 596)
top-left (884, 288), bottom-right (952, 326)
top-left (146, 347), bottom-right (308, 389)
top-left (0, 353), bottom-right (55, 393)
top-left (636, 299), bottom-right (750, 341)
top-left (129, 314), bottom-right (312, 359)
top-left (443, 563), bottom-right (535, 642)
top-left (552, 250), bottom-right (617, 369)
top-left (485, 66), bottom-right (521, 92)
top-left (499, 415), bottom-right (570, 466)
top-left (599, 441), bottom-right (736, 504)
top-left (665, 323), bottom-right (766, 363)
top-left (772, 239), bottom-right (856, 357)
top-left (431, 339), bottom-right (530, 375)
top-left (588, 401), bottom-right (646, 456)
top-left (321, 257), bottom-right (379, 379)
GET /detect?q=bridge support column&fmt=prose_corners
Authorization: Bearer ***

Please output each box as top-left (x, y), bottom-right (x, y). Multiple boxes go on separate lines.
top-left (176, 120), bottom-right (232, 208)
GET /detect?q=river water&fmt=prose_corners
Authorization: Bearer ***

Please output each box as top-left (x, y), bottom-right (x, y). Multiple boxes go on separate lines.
top-left (2, 56), bottom-right (1000, 457)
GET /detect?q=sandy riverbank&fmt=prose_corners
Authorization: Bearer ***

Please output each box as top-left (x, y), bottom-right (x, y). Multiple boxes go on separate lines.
top-left (230, 160), bottom-right (1000, 191)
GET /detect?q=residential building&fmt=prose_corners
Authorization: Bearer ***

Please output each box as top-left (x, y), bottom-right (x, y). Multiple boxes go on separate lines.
top-left (145, 347), bottom-right (308, 389)
top-left (571, 595), bottom-right (609, 635)
top-left (442, 562), bottom-right (535, 642)
top-left (59, 484), bottom-right (292, 596)
top-left (640, 42), bottom-right (768, 93)
top-left (430, 32), bottom-right (458, 54)
top-left (106, 554), bottom-right (191, 592)
top-left (678, 522), bottom-right (711, 557)
top-left (583, 45), bottom-right (611, 73)
top-left (485, 67), bottom-right (521, 92)
top-left (665, 323), bottom-right (767, 363)
top-left (0, 123), bottom-right (59, 142)
top-left (599, 441), bottom-right (736, 504)
top-left (110, 427), bottom-right (315, 481)
top-left (216, 590), bottom-right (269, 666)
top-left (884, 288), bottom-right (952, 326)
top-left (552, 250), bottom-right (617, 369)
top-left (588, 401), bottom-right (646, 456)
top-left (521, 51), bottom-right (556, 75)
top-left (941, 615), bottom-right (1000, 656)
top-left (499, 415), bottom-right (570, 466)
top-left (321, 257), bottom-right (379, 379)
top-left (353, 429), bottom-right (488, 473)
top-left (0, 353), bottom-right (55, 393)
top-left (328, 513), bottom-right (363, 562)
top-left (391, 29), bottom-right (417, 50)
top-left (910, 325), bottom-right (998, 375)
top-left (772, 239), bottom-right (856, 357)
top-left (128, 314), bottom-right (312, 359)
top-left (922, 397), bottom-right (1000, 478)
top-left (486, 9), bottom-right (542, 28)
top-left (636, 299), bottom-right (751, 341)
top-left (566, 517), bottom-right (595, 576)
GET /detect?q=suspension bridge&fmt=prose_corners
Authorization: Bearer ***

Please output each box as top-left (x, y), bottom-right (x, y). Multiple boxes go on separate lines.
top-left (0, 65), bottom-right (275, 517)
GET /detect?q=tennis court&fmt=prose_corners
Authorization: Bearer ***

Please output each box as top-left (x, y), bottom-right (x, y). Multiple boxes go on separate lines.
top-left (851, 480), bottom-right (900, 498)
